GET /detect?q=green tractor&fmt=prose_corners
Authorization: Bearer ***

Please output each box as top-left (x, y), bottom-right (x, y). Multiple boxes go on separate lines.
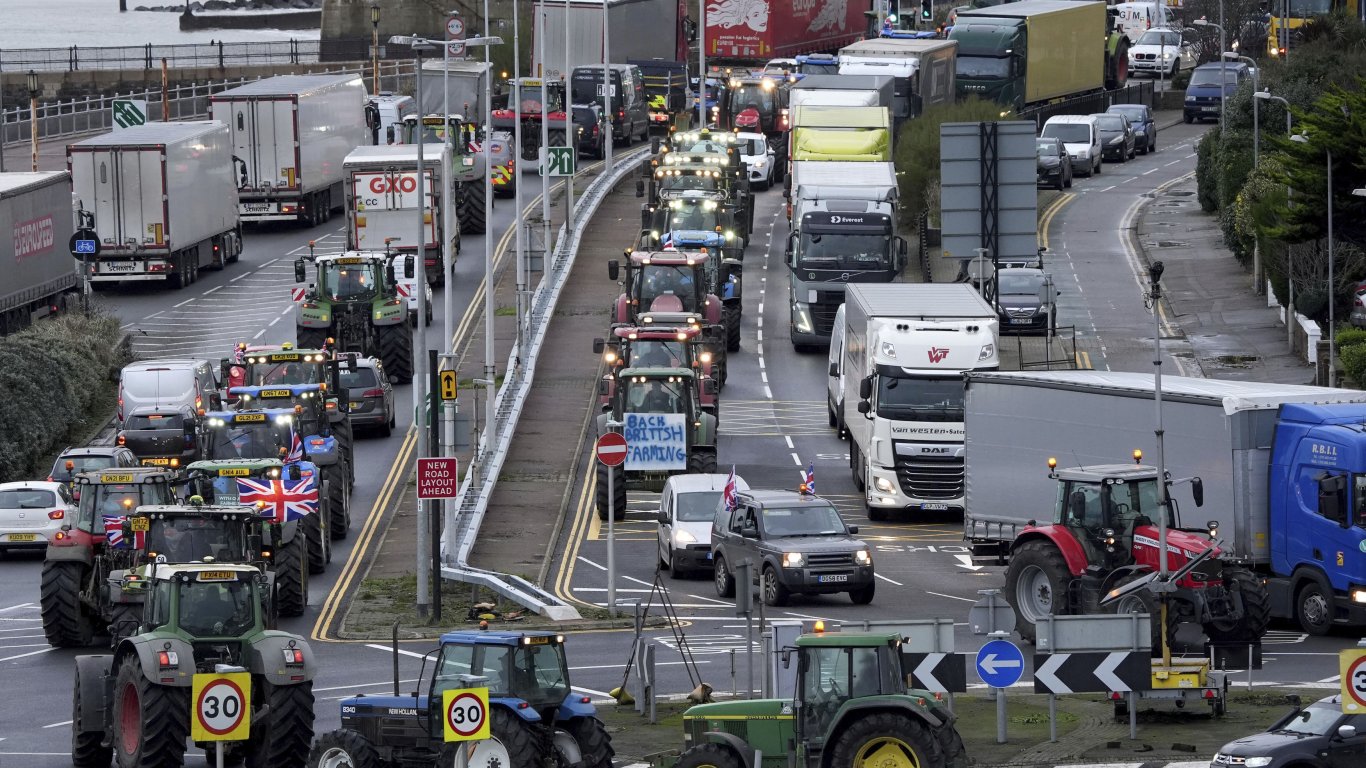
top-left (227, 383), bottom-right (355, 512)
top-left (674, 631), bottom-right (967, 768)
top-left (71, 562), bottom-right (316, 768)
top-left (294, 249), bottom-right (414, 384)
top-left (402, 113), bottom-right (495, 235)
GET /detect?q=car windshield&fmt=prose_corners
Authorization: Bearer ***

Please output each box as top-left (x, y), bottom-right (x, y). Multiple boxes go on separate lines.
top-left (1190, 68), bottom-right (1240, 87)
top-left (320, 261), bottom-right (381, 301)
top-left (630, 340), bottom-right (688, 368)
top-left (53, 456), bottom-right (115, 481)
top-left (1094, 115), bottom-right (1126, 131)
top-left (1042, 123), bottom-right (1091, 143)
top-left (798, 232), bottom-right (893, 271)
top-left (125, 413), bottom-right (184, 431)
top-left (677, 491), bottom-right (723, 522)
top-left (1275, 704), bottom-right (1344, 736)
top-left (760, 504), bottom-right (846, 536)
top-left (1036, 139), bottom-right (1061, 157)
top-left (176, 579), bottom-right (255, 637)
top-left (877, 375), bottom-right (965, 421)
top-left (1136, 30), bottom-right (1182, 46)
top-left (1109, 106), bottom-right (1146, 123)
top-left (0, 488), bottom-right (57, 509)
top-left (956, 55), bottom-right (1010, 78)
top-left (340, 368), bottom-right (379, 389)
top-left (998, 272), bottom-right (1046, 295)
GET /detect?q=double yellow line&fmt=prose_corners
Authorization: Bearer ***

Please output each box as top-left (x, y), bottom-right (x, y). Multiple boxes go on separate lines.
top-left (1038, 192), bottom-right (1075, 252)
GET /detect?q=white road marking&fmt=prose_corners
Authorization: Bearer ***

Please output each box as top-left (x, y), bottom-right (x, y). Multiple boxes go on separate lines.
top-left (576, 556), bottom-right (607, 571)
top-left (1142, 168), bottom-right (1158, 175)
top-left (229, 272), bottom-right (252, 282)
top-left (41, 720), bottom-right (72, 729)
top-left (172, 298), bottom-right (195, 308)
top-left (0, 647), bottom-right (53, 662)
top-left (1098, 185), bottom-right (1116, 193)
top-left (925, 591), bottom-right (975, 602)
top-left (202, 285), bottom-right (222, 295)
top-left (0, 604), bottom-right (33, 613)
top-left (364, 644), bottom-right (427, 659)
top-left (790, 452), bottom-right (801, 466)
top-left (875, 573), bottom-right (903, 586)
top-left (253, 329), bottom-right (266, 339)
top-left (784, 435), bottom-right (794, 449)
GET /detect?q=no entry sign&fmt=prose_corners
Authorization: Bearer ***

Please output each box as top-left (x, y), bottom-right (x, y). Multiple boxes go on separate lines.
top-left (596, 432), bottom-right (627, 467)
top-left (417, 457), bottom-right (460, 500)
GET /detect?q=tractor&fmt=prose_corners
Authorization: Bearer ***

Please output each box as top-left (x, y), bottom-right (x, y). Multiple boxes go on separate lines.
top-left (608, 250), bottom-right (734, 381)
top-left (639, 189), bottom-right (747, 264)
top-left (1003, 456), bottom-right (1271, 654)
top-left (673, 630), bottom-right (966, 768)
top-left (401, 113), bottom-right (504, 234)
top-left (718, 74), bottom-right (791, 181)
top-left (230, 383), bottom-right (355, 503)
top-left (308, 630), bottom-right (613, 768)
top-left (595, 367), bottom-right (718, 521)
top-left (71, 562), bottom-right (316, 768)
top-left (222, 342), bottom-right (353, 448)
top-left (294, 249), bottom-right (414, 384)
top-left (492, 77), bottom-right (571, 167)
top-left (40, 468), bottom-right (179, 648)
top-left (593, 325), bottom-right (721, 413)
top-left (650, 130), bottom-right (755, 240)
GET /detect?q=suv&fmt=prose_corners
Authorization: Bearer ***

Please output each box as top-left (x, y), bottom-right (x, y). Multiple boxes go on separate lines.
top-left (711, 489), bottom-right (875, 606)
top-left (1040, 115), bottom-right (1102, 177)
top-left (338, 355), bottom-right (395, 437)
top-left (1213, 694), bottom-right (1366, 767)
top-left (572, 103), bottom-right (606, 159)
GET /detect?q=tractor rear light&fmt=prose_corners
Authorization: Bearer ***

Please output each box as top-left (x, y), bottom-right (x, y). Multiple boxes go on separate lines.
top-left (303, 302), bottom-right (319, 309)
top-left (362, 388), bottom-right (384, 397)
top-left (291, 675), bottom-right (305, 681)
top-left (158, 651), bottom-right (179, 668)
top-left (384, 299), bottom-right (404, 307)
top-left (517, 702), bottom-right (529, 709)
top-left (48, 509), bottom-right (64, 520)
top-left (261, 549), bottom-right (272, 559)
top-left (1203, 689), bottom-right (1216, 699)
top-left (579, 696), bottom-right (591, 704)
top-left (283, 648), bottom-right (305, 666)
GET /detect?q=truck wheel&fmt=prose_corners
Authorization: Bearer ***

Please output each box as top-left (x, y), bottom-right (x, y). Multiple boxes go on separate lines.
top-left (565, 717), bottom-right (614, 768)
top-left (1005, 540), bottom-right (1072, 644)
top-left (829, 711), bottom-right (941, 768)
top-left (325, 463), bottom-right (349, 541)
top-left (72, 663), bottom-right (112, 768)
top-left (304, 496), bottom-right (329, 575)
top-left (296, 326), bottom-right (328, 350)
top-left (274, 532), bottom-right (308, 618)
top-left (1295, 578), bottom-right (1334, 636)
top-left (676, 743), bottom-right (743, 768)
top-left (377, 324), bottom-right (413, 384)
top-left (762, 565), bottom-right (790, 607)
top-left (725, 304), bottom-right (741, 352)
top-left (112, 653), bottom-right (189, 768)
top-left (41, 560), bottom-right (96, 647)
top-left (714, 554), bottom-right (736, 598)
top-left (243, 681), bottom-right (314, 768)
top-left (308, 729), bottom-right (378, 768)
top-left (1205, 566), bottom-right (1271, 642)
top-left (595, 462), bottom-right (627, 521)
top-left (850, 442), bottom-right (866, 492)
top-left (489, 709), bottom-right (539, 767)
top-left (1106, 572), bottom-right (1177, 654)
top-left (850, 581), bottom-right (875, 605)
top-left (687, 451), bottom-right (718, 475)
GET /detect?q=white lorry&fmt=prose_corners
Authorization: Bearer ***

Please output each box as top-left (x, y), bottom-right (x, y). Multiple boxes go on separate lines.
top-left (837, 38), bottom-right (958, 120)
top-left (835, 283), bottom-right (999, 519)
top-left (211, 74), bottom-right (369, 226)
top-left (68, 121), bottom-right (242, 289)
top-left (1, 172), bottom-right (78, 332)
top-left (342, 144), bottom-right (459, 287)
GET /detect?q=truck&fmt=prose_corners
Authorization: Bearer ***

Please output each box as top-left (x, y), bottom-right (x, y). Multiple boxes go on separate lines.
top-left (837, 38), bottom-right (958, 121)
top-left (789, 104), bottom-right (893, 167)
top-left (785, 161), bottom-right (905, 349)
top-left (705, 0), bottom-right (870, 62)
top-left (342, 143), bottom-right (459, 287)
top-left (962, 370), bottom-right (1366, 638)
top-left (412, 60), bottom-right (517, 205)
top-left (627, 58), bottom-right (692, 130)
top-left (949, 0), bottom-right (1129, 112)
top-left (210, 74), bottom-right (369, 226)
top-left (787, 73), bottom-right (896, 112)
top-left (68, 121), bottom-right (243, 290)
top-left (838, 284), bottom-right (1000, 520)
top-left (531, 0), bottom-right (693, 81)
top-left (0, 171), bottom-right (78, 334)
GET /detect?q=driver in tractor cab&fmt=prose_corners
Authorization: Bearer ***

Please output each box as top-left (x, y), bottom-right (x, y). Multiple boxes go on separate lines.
top-left (265, 362), bottom-right (304, 386)
top-left (182, 582), bottom-right (252, 637)
top-left (335, 267), bottom-right (372, 298)
top-left (638, 381), bottom-right (677, 412)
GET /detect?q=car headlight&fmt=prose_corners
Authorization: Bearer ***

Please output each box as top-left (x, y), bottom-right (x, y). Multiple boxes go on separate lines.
top-left (1162, 52), bottom-right (1173, 60)
top-left (1109, 136), bottom-right (1125, 145)
top-left (782, 552), bottom-right (804, 568)
top-left (855, 549), bottom-right (872, 565)
top-left (1242, 758), bottom-right (1273, 768)
top-left (754, 159), bottom-right (766, 168)
top-left (874, 476), bottom-right (895, 493)
top-left (673, 529), bottom-right (697, 545)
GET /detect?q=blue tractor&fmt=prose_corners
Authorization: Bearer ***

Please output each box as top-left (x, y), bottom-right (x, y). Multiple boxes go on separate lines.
top-left (309, 630), bottom-right (614, 767)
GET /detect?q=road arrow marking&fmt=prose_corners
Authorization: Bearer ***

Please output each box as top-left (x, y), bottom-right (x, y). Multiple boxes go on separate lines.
top-left (1035, 654), bottom-right (1071, 693)
top-left (1096, 651), bottom-right (1131, 692)
top-left (954, 555), bottom-right (983, 571)
top-left (914, 653), bottom-right (945, 691)
top-left (979, 653), bottom-right (1022, 675)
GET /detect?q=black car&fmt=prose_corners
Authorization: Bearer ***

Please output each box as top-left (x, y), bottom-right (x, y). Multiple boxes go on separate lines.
top-left (994, 267), bottom-right (1058, 334)
top-left (572, 103), bottom-right (605, 159)
top-left (1035, 137), bottom-right (1073, 190)
top-left (1106, 103), bottom-right (1157, 154)
top-left (1090, 112), bottom-right (1136, 162)
top-left (117, 406), bottom-right (199, 470)
top-left (711, 489), bottom-right (875, 606)
top-left (1211, 694), bottom-right (1366, 767)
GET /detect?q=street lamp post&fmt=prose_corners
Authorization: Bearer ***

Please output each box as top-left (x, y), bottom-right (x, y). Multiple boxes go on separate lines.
top-left (1256, 90), bottom-right (1295, 345)
top-left (26, 70), bottom-right (39, 172)
top-left (1291, 133), bottom-right (1334, 383)
top-left (370, 4), bottom-right (381, 94)
top-left (1192, 19), bottom-right (1226, 131)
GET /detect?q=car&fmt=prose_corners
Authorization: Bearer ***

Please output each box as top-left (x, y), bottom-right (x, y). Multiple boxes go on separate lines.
top-left (339, 355), bottom-right (396, 437)
top-left (711, 489), bottom-right (875, 606)
top-left (1184, 61), bottom-right (1253, 123)
top-left (994, 267), bottom-right (1059, 335)
top-left (1106, 103), bottom-right (1157, 154)
top-left (571, 103), bottom-right (605, 160)
top-left (657, 473), bottom-right (751, 576)
top-left (1035, 136), bottom-right (1073, 190)
top-left (0, 480), bottom-right (73, 554)
top-left (117, 406), bottom-right (200, 469)
top-left (1090, 112), bottom-right (1135, 162)
top-left (1127, 27), bottom-right (1198, 78)
top-left (735, 131), bottom-right (774, 190)
top-left (1212, 694), bottom-right (1366, 767)
top-left (1040, 115), bottom-right (1102, 177)
top-left (48, 446), bottom-right (140, 484)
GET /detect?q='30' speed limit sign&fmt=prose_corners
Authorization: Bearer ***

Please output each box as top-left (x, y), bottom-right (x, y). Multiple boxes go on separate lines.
top-left (191, 672), bottom-right (252, 741)
top-left (442, 687), bottom-right (491, 742)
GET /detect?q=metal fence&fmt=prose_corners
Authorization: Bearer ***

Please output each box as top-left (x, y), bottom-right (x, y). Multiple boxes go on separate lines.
top-left (0, 38), bottom-right (384, 73)
top-left (1019, 80), bottom-right (1157, 131)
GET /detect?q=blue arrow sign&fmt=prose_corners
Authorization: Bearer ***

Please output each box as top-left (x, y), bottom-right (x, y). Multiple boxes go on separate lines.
top-left (976, 639), bottom-right (1025, 688)
top-left (75, 239), bottom-right (97, 254)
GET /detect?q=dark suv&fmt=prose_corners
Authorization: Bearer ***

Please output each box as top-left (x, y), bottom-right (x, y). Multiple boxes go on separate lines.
top-left (1212, 694), bottom-right (1366, 767)
top-left (711, 489), bottom-right (875, 606)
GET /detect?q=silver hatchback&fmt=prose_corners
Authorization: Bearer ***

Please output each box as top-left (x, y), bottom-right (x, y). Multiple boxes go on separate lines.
top-left (340, 355), bottom-right (396, 437)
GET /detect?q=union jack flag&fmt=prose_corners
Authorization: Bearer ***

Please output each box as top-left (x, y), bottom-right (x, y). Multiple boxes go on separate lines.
top-left (285, 426), bottom-right (304, 464)
top-left (103, 515), bottom-right (144, 549)
top-left (722, 466), bottom-right (738, 512)
top-left (237, 477), bottom-right (318, 524)
top-left (800, 464), bottom-right (815, 496)
top-left (233, 344), bottom-right (245, 364)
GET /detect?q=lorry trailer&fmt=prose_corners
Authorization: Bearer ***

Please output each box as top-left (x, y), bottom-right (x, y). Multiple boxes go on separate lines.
top-left (0, 172), bottom-right (77, 333)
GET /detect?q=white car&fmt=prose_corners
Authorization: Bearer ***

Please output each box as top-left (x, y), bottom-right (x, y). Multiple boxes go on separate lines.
top-left (0, 481), bottom-right (73, 553)
top-left (1127, 28), bottom-right (1199, 78)
top-left (657, 473), bottom-right (750, 576)
top-left (735, 131), bottom-right (775, 191)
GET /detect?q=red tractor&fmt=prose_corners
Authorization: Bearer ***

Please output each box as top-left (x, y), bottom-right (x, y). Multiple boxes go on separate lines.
top-left (593, 325), bottom-right (720, 415)
top-left (608, 250), bottom-right (730, 383)
top-left (1003, 455), bottom-right (1270, 654)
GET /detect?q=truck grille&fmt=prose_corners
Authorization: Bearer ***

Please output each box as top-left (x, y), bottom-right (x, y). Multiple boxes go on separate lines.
top-left (812, 293), bottom-right (843, 336)
top-left (896, 455), bottom-right (964, 500)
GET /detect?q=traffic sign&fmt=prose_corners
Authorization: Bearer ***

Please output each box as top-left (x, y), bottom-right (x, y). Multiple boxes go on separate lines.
top-left (1033, 652), bottom-right (1150, 694)
top-left (439, 370), bottom-right (458, 401)
top-left (595, 432), bottom-right (627, 467)
top-left (112, 99), bottom-right (148, 129)
top-left (968, 592), bottom-right (1016, 636)
top-left (544, 146), bottom-right (575, 177)
top-left (1341, 649), bottom-right (1366, 712)
top-left (417, 457), bottom-right (460, 499)
top-left (904, 652), bottom-right (967, 693)
top-left (442, 687), bottom-right (491, 742)
top-left (976, 639), bottom-right (1025, 688)
top-left (191, 672), bottom-right (251, 742)
top-left (446, 12), bottom-right (466, 57)
top-left (69, 228), bottom-right (100, 260)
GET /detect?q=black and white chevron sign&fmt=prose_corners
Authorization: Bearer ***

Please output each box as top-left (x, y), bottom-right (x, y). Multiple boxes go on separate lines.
top-left (1032, 652), bottom-right (1150, 694)
top-left (903, 652), bottom-right (967, 693)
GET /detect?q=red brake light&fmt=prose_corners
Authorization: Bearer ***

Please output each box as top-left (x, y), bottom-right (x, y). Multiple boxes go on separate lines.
top-left (362, 388), bottom-right (385, 397)
top-left (48, 509), bottom-right (65, 520)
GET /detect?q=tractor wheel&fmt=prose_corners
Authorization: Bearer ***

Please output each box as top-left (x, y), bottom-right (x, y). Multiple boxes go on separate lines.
top-left (377, 323), bottom-right (413, 384)
top-left (307, 728), bottom-right (378, 768)
top-left (41, 560), bottom-right (96, 647)
top-left (297, 326), bottom-right (328, 350)
top-left (1205, 566), bottom-right (1271, 642)
top-left (761, 565), bottom-right (790, 607)
top-left (324, 464), bottom-right (349, 541)
top-left (112, 653), bottom-right (190, 768)
top-left (456, 180), bottom-right (486, 236)
top-left (714, 554), bottom-right (736, 598)
top-left (566, 717), bottom-right (615, 768)
top-left (243, 681), bottom-right (314, 768)
top-left (489, 708), bottom-right (540, 767)
top-left (725, 304), bottom-right (741, 352)
top-left (274, 529), bottom-right (308, 618)
top-left (595, 462), bottom-right (627, 521)
top-left (935, 724), bottom-right (969, 768)
top-left (1106, 572), bottom-right (1178, 654)
top-left (829, 711), bottom-right (943, 768)
top-left (687, 450), bottom-right (718, 475)
top-left (676, 743), bottom-right (743, 768)
top-left (1295, 578), bottom-right (1334, 636)
top-left (72, 663), bottom-right (112, 768)
top-left (107, 603), bottom-right (142, 644)
top-left (304, 498), bottom-right (329, 575)
top-left (1005, 540), bottom-right (1073, 644)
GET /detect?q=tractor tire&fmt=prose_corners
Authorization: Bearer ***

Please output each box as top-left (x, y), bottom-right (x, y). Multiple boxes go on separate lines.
top-left (687, 451), bottom-right (718, 475)
top-left (829, 711), bottom-right (944, 768)
top-left (489, 708), bottom-right (540, 767)
top-left (1296, 578), bottom-right (1334, 636)
top-left (304, 500), bottom-right (329, 575)
top-left (935, 724), bottom-right (969, 768)
top-left (676, 743), bottom-right (743, 768)
top-left (324, 464), bottom-right (349, 541)
top-left (714, 554), bottom-right (736, 598)
top-left (72, 663), bottom-right (113, 768)
top-left (296, 326), bottom-right (328, 350)
top-left (566, 717), bottom-right (615, 768)
top-left (112, 653), bottom-right (190, 768)
top-left (1106, 572), bottom-right (1178, 654)
top-left (307, 729), bottom-right (378, 768)
top-left (41, 560), bottom-right (96, 647)
top-left (377, 323), bottom-right (413, 384)
top-left (762, 565), bottom-right (790, 607)
top-left (274, 530), bottom-right (308, 618)
top-left (1205, 566), bottom-right (1271, 642)
top-left (595, 462), bottom-right (627, 521)
top-left (244, 681), bottom-right (314, 768)
top-left (107, 603), bottom-right (142, 645)
top-left (1005, 540), bottom-right (1073, 645)
top-left (725, 304), bottom-right (741, 352)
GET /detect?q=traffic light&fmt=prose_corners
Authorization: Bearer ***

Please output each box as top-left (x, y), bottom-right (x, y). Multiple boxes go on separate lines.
top-left (921, 0), bottom-right (932, 19)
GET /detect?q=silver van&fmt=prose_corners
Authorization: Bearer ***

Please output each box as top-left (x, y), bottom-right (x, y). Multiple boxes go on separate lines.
top-left (117, 359), bottom-right (220, 426)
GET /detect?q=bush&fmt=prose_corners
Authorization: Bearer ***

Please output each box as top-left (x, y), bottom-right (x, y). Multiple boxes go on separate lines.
top-left (1340, 343), bottom-right (1366, 388)
top-left (1336, 328), bottom-right (1366, 350)
top-left (1196, 131), bottom-right (1218, 213)
top-left (0, 312), bottom-right (131, 482)
top-left (893, 98), bottom-right (1015, 224)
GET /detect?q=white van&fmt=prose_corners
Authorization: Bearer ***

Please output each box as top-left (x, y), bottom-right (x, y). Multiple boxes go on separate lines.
top-left (827, 303), bottom-right (847, 436)
top-left (1039, 115), bottom-right (1102, 178)
top-left (1113, 2), bottom-right (1176, 45)
top-left (118, 359), bottom-right (219, 427)
top-left (366, 93), bottom-right (419, 145)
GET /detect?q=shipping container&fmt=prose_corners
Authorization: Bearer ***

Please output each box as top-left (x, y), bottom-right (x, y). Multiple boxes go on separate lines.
top-left (706, 0), bottom-right (872, 62)
top-left (0, 172), bottom-right (77, 333)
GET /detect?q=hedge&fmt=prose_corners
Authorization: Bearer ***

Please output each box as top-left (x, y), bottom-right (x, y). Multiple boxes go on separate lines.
top-left (893, 98), bottom-right (1016, 226)
top-left (1340, 343), bottom-right (1366, 389)
top-left (0, 312), bottom-right (132, 482)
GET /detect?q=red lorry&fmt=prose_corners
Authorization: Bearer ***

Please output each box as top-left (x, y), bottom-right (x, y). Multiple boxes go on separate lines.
top-left (705, 0), bottom-right (871, 62)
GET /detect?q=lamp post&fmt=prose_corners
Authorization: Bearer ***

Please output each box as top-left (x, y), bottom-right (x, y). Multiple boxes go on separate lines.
top-left (1256, 90), bottom-right (1295, 345)
top-left (26, 70), bottom-right (39, 172)
top-left (1225, 53), bottom-right (1259, 163)
top-left (1291, 133), bottom-right (1334, 383)
top-left (370, 4), bottom-right (381, 94)
top-left (1192, 19), bottom-right (1226, 131)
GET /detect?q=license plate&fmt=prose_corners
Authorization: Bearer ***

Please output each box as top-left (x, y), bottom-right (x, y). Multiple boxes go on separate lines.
top-left (1009, 318), bottom-right (1033, 325)
top-left (242, 203), bottom-right (277, 213)
top-left (104, 262), bottom-right (136, 272)
top-left (141, 458), bottom-right (171, 466)
top-left (130, 517), bottom-right (150, 532)
top-left (260, 389), bottom-right (292, 398)
top-left (921, 503), bottom-right (949, 511)
top-left (8, 533), bottom-right (37, 542)
top-left (818, 574), bottom-right (848, 583)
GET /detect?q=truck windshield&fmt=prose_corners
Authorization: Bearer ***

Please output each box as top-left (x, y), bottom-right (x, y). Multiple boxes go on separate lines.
top-left (798, 232), bottom-right (893, 271)
top-left (320, 262), bottom-right (381, 301)
top-left (877, 375), bottom-right (964, 421)
top-left (957, 55), bottom-right (1010, 79)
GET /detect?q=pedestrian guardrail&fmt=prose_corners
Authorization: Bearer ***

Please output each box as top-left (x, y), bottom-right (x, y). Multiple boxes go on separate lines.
top-left (1019, 80), bottom-right (1156, 130)
top-left (0, 38), bottom-right (384, 73)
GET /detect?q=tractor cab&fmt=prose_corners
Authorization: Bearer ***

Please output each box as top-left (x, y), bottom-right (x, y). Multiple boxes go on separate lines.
top-left (295, 251), bottom-right (412, 382)
top-left (610, 250), bottom-right (721, 326)
top-left (68, 468), bottom-right (178, 544)
top-left (724, 75), bottom-right (792, 134)
top-left (124, 503), bottom-right (259, 566)
top-left (130, 563), bottom-right (268, 651)
top-left (594, 326), bottom-right (718, 413)
top-left (401, 113), bottom-right (474, 152)
top-left (794, 632), bottom-right (914, 749)
top-left (201, 410), bottom-right (300, 462)
top-left (614, 368), bottom-right (711, 423)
